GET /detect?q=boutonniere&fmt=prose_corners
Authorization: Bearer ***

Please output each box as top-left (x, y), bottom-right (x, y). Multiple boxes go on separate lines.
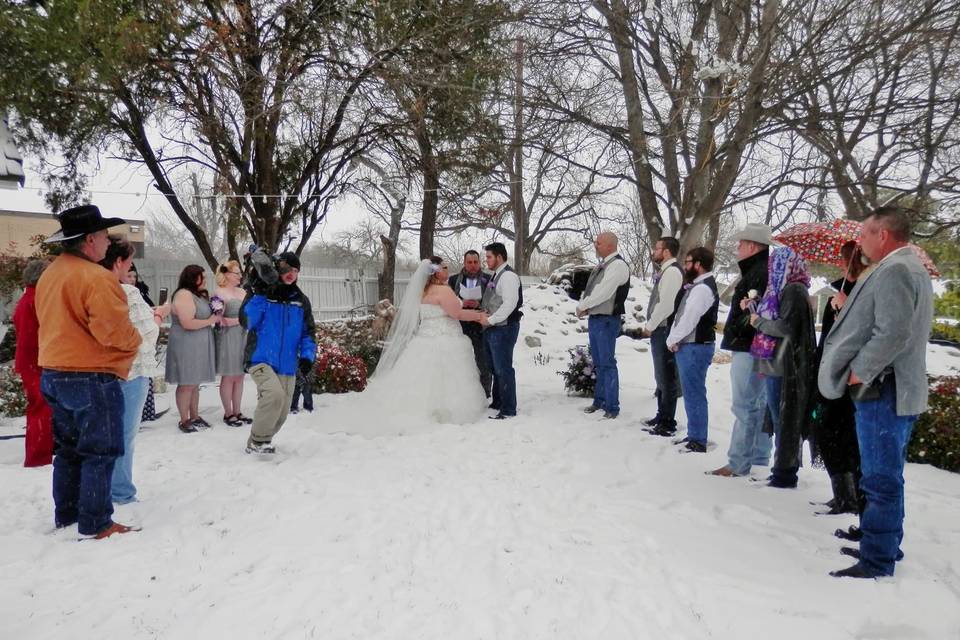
top-left (682, 283), bottom-right (693, 290)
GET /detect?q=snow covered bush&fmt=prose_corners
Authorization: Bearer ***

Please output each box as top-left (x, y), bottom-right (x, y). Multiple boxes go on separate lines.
top-left (316, 316), bottom-right (384, 376)
top-left (0, 364), bottom-right (26, 417)
top-left (313, 342), bottom-right (367, 394)
top-left (908, 376), bottom-right (960, 473)
top-left (930, 322), bottom-right (960, 346)
top-left (558, 345), bottom-right (596, 396)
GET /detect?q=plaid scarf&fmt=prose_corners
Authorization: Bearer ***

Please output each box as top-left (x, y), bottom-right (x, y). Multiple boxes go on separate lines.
top-left (750, 247), bottom-right (811, 360)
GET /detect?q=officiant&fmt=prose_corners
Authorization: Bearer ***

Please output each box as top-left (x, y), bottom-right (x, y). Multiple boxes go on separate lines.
top-left (449, 250), bottom-right (493, 397)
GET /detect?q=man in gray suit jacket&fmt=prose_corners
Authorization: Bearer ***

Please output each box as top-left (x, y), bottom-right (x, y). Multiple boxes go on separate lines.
top-left (819, 206), bottom-right (933, 579)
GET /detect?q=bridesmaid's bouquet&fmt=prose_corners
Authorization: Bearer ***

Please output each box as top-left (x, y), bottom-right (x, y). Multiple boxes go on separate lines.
top-left (209, 295), bottom-right (225, 315)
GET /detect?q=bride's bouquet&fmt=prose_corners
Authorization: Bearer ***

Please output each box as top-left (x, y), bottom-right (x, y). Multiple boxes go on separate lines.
top-left (558, 345), bottom-right (596, 396)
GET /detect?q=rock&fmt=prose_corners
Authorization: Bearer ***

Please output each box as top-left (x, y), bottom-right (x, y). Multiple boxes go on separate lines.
top-left (525, 336), bottom-right (542, 347)
top-left (535, 329), bottom-right (547, 335)
top-left (560, 329), bottom-right (569, 335)
top-left (566, 317), bottom-right (578, 324)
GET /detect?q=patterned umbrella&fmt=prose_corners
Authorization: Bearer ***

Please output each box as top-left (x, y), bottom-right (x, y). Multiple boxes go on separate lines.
top-left (774, 219), bottom-right (940, 277)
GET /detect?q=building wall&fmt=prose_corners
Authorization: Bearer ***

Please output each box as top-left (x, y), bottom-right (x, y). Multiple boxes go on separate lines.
top-left (0, 210), bottom-right (145, 257)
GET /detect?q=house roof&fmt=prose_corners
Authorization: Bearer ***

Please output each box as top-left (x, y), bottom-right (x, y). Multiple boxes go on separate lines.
top-left (0, 114), bottom-right (25, 188)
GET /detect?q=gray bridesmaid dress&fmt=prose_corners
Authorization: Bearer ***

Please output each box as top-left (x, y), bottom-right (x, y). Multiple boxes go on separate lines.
top-left (215, 297), bottom-right (247, 376)
top-left (165, 292), bottom-right (216, 385)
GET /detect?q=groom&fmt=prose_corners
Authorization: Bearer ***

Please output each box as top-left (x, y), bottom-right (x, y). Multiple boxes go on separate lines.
top-left (480, 242), bottom-right (523, 419)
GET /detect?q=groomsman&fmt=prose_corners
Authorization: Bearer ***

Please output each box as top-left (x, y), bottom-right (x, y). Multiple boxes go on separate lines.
top-left (450, 250), bottom-right (493, 397)
top-left (576, 232), bottom-right (631, 419)
top-left (480, 242), bottom-right (523, 419)
top-left (642, 236), bottom-right (684, 435)
top-left (667, 247), bottom-right (719, 453)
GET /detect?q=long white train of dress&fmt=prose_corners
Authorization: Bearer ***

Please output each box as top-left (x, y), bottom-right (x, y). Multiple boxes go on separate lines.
top-left (328, 303), bottom-right (488, 437)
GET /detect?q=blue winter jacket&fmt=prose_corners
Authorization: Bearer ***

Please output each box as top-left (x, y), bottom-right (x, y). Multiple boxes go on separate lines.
top-left (241, 284), bottom-right (317, 376)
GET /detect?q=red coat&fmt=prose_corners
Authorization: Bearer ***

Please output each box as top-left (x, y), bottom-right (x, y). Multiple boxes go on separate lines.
top-left (12, 285), bottom-right (41, 376)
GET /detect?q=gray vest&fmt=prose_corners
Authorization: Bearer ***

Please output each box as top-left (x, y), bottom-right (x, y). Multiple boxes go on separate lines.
top-left (583, 255), bottom-right (630, 316)
top-left (647, 261), bottom-right (683, 326)
top-left (481, 265), bottom-right (521, 326)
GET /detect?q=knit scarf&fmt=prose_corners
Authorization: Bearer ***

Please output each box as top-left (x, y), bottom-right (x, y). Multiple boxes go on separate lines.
top-left (750, 247), bottom-right (811, 360)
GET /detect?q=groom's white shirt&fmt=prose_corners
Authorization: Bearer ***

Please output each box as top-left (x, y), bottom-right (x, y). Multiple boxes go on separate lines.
top-left (487, 263), bottom-right (522, 325)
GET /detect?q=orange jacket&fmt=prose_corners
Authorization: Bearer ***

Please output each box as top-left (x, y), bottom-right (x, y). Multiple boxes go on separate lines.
top-left (35, 253), bottom-right (141, 378)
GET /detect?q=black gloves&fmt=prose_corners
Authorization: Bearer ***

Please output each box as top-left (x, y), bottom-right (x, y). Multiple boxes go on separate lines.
top-left (298, 358), bottom-right (314, 377)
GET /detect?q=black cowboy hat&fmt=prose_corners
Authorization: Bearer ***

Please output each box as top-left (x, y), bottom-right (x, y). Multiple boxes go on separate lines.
top-left (43, 204), bottom-right (126, 243)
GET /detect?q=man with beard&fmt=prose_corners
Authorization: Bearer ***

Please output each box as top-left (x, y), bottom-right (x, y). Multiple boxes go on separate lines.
top-left (449, 250), bottom-right (493, 397)
top-left (641, 237), bottom-right (684, 435)
top-left (666, 247), bottom-right (719, 453)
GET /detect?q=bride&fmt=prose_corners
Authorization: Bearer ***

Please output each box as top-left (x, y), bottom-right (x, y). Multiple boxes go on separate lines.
top-left (346, 256), bottom-right (489, 431)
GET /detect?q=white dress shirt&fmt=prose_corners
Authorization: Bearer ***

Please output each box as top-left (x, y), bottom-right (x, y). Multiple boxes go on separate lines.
top-left (577, 254), bottom-right (631, 313)
top-left (644, 257), bottom-right (683, 332)
top-left (666, 272), bottom-right (716, 348)
top-left (487, 264), bottom-right (522, 326)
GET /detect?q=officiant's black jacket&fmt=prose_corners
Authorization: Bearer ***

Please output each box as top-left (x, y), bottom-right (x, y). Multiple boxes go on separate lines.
top-left (450, 270), bottom-right (492, 336)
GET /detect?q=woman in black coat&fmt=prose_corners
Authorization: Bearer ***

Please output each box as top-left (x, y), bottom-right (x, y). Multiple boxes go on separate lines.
top-left (811, 241), bottom-right (867, 514)
top-left (749, 247), bottom-right (817, 489)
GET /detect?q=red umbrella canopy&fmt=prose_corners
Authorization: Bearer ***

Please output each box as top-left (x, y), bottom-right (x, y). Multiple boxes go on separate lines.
top-left (774, 219), bottom-right (940, 277)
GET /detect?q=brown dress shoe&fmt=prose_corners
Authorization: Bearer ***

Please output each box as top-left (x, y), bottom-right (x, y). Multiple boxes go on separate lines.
top-left (706, 466), bottom-right (741, 477)
top-left (94, 522), bottom-right (142, 540)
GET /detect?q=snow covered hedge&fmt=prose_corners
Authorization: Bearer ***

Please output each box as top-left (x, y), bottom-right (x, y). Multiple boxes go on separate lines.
top-left (908, 376), bottom-right (960, 473)
top-left (0, 364), bottom-right (26, 417)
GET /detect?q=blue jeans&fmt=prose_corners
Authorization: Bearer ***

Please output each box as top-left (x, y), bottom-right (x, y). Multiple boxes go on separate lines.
top-left (726, 352), bottom-right (771, 475)
top-left (40, 370), bottom-right (124, 535)
top-left (649, 326), bottom-right (679, 422)
top-left (675, 343), bottom-right (714, 444)
top-left (588, 315), bottom-right (621, 415)
top-left (854, 376), bottom-right (917, 576)
top-left (112, 376), bottom-right (149, 504)
top-left (291, 372), bottom-right (314, 411)
top-left (484, 322), bottom-right (520, 416)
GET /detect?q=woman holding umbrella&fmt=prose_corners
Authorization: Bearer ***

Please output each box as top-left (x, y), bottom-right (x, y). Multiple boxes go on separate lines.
top-left (811, 241), bottom-right (868, 514)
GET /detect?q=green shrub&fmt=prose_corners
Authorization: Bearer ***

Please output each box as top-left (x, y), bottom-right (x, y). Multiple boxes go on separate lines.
top-left (930, 322), bottom-right (960, 344)
top-left (908, 376), bottom-right (960, 473)
top-left (0, 364), bottom-right (27, 417)
top-left (934, 283), bottom-right (960, 319)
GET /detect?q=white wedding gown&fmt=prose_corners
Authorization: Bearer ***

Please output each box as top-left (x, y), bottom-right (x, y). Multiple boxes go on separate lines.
top-left (329, 303), bottom-right (488, 436)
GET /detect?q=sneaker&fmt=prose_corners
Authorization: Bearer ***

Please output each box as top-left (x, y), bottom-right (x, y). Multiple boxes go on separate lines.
top-left (602, 411), bottom-right (618, 419)
top-left (245, 441), bottom-right (276, 454)
top-left (583, 405), bottom-right (602, 414)
top-left (683, 441), bottom-right (707, 453)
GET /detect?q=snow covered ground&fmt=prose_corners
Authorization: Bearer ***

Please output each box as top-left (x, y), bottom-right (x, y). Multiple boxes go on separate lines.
top-left (2, 283), bottom-right (960, 639)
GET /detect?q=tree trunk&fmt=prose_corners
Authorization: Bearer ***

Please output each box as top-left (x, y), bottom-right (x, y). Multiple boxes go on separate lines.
top-left (418, 130), bottom-right (440, 259)
top-left (378, 234), bottom-right (396, 302)
top-left (509, 37), bottom-right (528, 275)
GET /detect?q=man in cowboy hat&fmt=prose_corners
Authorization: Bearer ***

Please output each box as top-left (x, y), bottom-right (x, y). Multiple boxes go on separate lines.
top-left (709, 222), bottom-right (774, 477)
top-left (35, 204), bottom-right (142, 540)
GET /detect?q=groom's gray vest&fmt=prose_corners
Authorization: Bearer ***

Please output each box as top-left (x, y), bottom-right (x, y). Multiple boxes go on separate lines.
top-left (583, 254), bottom-right (631, 316)
top-left (481, 265), bottom-right (523, 326)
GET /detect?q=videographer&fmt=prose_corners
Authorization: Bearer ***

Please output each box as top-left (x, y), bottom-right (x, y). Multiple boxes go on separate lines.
top-left (240, 249), bottom-right (317, 454)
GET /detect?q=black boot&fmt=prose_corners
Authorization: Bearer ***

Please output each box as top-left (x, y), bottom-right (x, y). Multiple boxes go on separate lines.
top-left (647, 419), bottom-right (677, 436)
top-left (834, 525), bottom-right (863, 541)
top-left (829, 563), bottom-right (879, 579)
top-left (840, 546), bottom-right (860, 559)
top-left (817, 472), bottom-right (860, 515)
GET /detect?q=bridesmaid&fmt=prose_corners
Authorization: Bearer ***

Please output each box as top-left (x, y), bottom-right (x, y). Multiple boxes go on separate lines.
top-left (213, 260), bottom-right (250, 426)
top-left (166, 265), bottom-right (218, 433)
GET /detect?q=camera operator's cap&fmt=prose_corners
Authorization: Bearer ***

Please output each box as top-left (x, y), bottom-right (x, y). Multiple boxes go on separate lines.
top-left (277, 251), bottom-right (301, 271)
top-left (44, 204), bottom-right (126, 243)
top-left (731, 223), bottom-right (774, 246)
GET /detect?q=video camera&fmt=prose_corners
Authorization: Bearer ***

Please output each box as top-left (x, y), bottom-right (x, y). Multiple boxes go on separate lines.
top-left (241, 244), bottom-right (280, 296)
